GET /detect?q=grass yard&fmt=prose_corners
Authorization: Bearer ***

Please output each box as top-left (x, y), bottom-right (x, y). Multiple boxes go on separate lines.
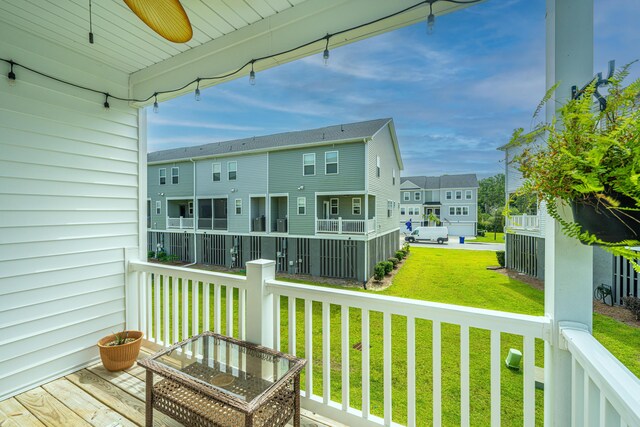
top-left (473, 232), bottom-right (505, 243)
top-left (150, 247), bottom-right (640, 426)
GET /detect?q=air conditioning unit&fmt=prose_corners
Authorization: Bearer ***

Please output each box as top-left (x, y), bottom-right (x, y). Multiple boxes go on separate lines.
top-left (253, 216), bottom-right (265, 232)
top-left (276, 218), bottom-right (287, 233)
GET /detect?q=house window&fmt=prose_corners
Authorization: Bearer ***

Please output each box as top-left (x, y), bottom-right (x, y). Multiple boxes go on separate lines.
top-left (465, 190), bottom-right (472, 200)
top-left (352, 198), bottom-right (361, 215)
top-left (303, 153), bottom-right (315, 176)
top-left (392, 169), bottom-right (396, 185)
top-left (228, 161), bottom-right (237, 180)
top-left (462, 206), bottom-right (469, 215)
top-left (159, 168), bottom-right (166, 185)
top-left (445, 191), bottom-right (452, 200)
top-left (297, 197), bottom-right (306, 215)
top-left (387, 200), bottom-right (393, 217)
top-left (171, 167), bottom-right (179, 184)
top-left (188, 201), bottom-right (193, 216)
top-left (330, 198), bottom-right (339, 215)
top-left (376, 156), bottom-right (381, 177)
top-left (401, 207), bottom-right (406, 215)
top-left (414, 192), bottom-right (420, 201)
top-left (455, 190), bottom-right (462, 200)
top-left (403, 192), bottom-right (410, 201)
top-left (212, 163), bottom-right (221, 181)
top-left (155, 201), bottom-right (161, 215)
top-left (235, 198), bottom-right (242, 215)
top-left (325, 151), bottom-right (338, 174)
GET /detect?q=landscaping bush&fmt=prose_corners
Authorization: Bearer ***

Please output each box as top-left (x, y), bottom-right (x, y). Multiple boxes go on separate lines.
top-left (383, 261), bottom-right (393, 275)
top-left (374, 263), bottom-right (386, 281)
top-left (477, 229), bottom-right (486, 237)
top-left (622, 296), bottom-right (640, 320)
top-left (402, 242), bottom-right (410, 253)
top-left (388, 257), bottom-right (399, 268)
top-left (156, 250), bottom-right (168, 261)
top-left (395, 250), bottom-right (405, 260)
top-left (496, 251), bottom-right (505, 267)
top-left (148, 250), bottom-right (156, 259)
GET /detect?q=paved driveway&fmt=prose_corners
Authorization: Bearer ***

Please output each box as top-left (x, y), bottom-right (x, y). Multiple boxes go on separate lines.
top-left (400, 235), bottom-right (505, 251)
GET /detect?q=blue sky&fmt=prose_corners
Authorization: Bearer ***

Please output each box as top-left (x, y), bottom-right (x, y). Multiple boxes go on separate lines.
top-left (147, 0), bottom-right (640, 178)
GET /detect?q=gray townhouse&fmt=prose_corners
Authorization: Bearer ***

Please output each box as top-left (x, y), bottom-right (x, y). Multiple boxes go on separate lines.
top-left (147, 118), bottom-right (403, 282)
top-left (399, 174), bottom-right (479, 237)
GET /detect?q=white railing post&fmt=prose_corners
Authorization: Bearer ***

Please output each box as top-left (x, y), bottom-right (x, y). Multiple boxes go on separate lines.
top-left (245, 259), bottom-right (276, 348)
top-left (338, 217), bottom-right (342, 234)
top-left (124, 247), bottom-right (141, 332)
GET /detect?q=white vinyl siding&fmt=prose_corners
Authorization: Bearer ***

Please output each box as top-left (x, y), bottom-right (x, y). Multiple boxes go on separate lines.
top-left (352, 198), bottom-right (361, 215)
top-left (212, 163), bottom-right (221, 181)
top-left (325, 151), bottom-right (338, 175)
top-left (171, 167), bottom-right (179, 184)
top-left (159, 168), bottom-right (166, 185)
top-left (297, 197), bottom-right (306, 215)
top-left (228, 161), bottom-right (237, 180)
top-left (0, 23), bottom-right (139, 401)
top-left (303, 153), bottom-right (315, 176)
top-left (235, 198), bottom-right (242, 215)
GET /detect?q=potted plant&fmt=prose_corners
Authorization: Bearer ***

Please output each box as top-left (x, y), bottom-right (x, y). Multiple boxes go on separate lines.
top-left (508, 63), bottom-right (640, 269)
top-left (98, 329), bottom-right (143, 371)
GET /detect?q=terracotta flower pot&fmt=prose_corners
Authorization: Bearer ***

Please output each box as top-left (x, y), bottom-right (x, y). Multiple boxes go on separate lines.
top-left (97, 330), bottom-right (143, 371)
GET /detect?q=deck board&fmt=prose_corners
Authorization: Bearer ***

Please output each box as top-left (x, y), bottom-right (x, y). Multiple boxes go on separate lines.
top-left (14, 386), bottom-right (91, 426)
top-left (0, 397), bottom-right (46, 427)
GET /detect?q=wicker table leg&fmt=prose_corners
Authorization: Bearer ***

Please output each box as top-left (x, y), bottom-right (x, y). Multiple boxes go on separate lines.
top-left (294, 373), bottom-right (300, 427)
top-left (146, 370), bottom-right (153, 427)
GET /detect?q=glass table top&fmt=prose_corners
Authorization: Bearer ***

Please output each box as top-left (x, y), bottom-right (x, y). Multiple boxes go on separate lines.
top-left (152, 334), bottom-right (294, 402)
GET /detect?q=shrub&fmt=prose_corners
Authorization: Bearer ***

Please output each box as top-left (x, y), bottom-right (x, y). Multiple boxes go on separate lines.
top-left (383, 261), bottom-right (393, 275)
top-left (622, 296), bottom-right (640, 320)
top-left (395, 250), bottom-right (405, 260)
top-left (477, 230), bottom-right (486, 237)
top-left (166, 254), bottom-right (180, 262)
top-left (374, 263), bottom-right (386, 281)
top-left (148, 250), bottom-right (156, 259)
top-left (496, 251), bottom-right (505, 267)
top-left (388, 257), bottom-right (399, 268)
top-left (402, 242), bottom-right (411, 253)
top-left (156, 250), bottom-right (168, 262)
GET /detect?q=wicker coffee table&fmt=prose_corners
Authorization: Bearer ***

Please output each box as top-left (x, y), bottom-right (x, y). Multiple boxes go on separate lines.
top-left (138, 332), bottom-right (306, 427)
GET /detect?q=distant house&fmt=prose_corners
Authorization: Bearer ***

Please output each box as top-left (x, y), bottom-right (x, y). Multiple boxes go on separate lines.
top-left (147, 118), bottom-right (403, 282)
top-left (399, 174), bottom-right (479, 236)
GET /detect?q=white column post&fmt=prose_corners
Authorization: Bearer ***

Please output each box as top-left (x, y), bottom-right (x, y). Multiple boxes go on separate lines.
top-left (124, 247), bottom-right (141, 331)
top-left (544, 1), bottom-right (593, 426)
top-left (245, 259), bottom-right (276, 348)
top-left (338, 217), bottom-right (343, 234)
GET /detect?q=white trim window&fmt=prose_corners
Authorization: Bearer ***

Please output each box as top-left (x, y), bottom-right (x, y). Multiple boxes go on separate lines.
top-left (212, 163), bottom-right (221, 181)
top-left (463, 206), bottom-right (469, 215)
top-left (228, 161), bottom-right (237, 181)
top-left (155, 201), bottom-right (161, 215)
top-left (352, 198), bottom-right (361, 215)
top-left (387, 200), bottom-right (393, 217)
top-left (445, 191), bottom-right (452, 200)
top-left (449, 206), bottom-right (469, 216)
top-left (392, 169), bottom-right (396, 185)
top-left (455, 190), bottom-right (462, 200)
top-left (401, 207), bottom-right (406, 215)
top-left (465, 190), bottom-right (472, 200)
top-left (330, 198), bottom-right (339, 215)
top-left (376, 156), bottom-right (381, 177)
top-left (235, 198), bottom-right (242, 215)
top-left (159, 168), bottom-right (166, 185)
top-left (449, 206), bottom-right (455, 215)
top-left (414, 192), bottom-right (420, 201)
top-left (297, 197), bottom-right (306, 215)
top-left (171, 167), bottom-right (179, 184)
top-left (403, 192), bottom-right (410, 201)
top-left (303, 153), bottom-right (315, 176)
top-left (188, 201), bottom-right (193, 216)
top-left (325, 151), bottom-right (338, 175)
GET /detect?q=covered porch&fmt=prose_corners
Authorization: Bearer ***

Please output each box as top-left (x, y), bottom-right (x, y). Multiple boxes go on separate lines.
top-left (316, 194), bottom-right (376, 235)
top-left (2, 0), bottom-right (640, 426)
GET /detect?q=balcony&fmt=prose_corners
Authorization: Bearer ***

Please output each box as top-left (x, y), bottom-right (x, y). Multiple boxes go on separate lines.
top-left (317, 217), bottom-right (376, 235)
top-left (116, 260), bottom-right (640, 427)
top-left (167, 216), bottom-right (194, 229)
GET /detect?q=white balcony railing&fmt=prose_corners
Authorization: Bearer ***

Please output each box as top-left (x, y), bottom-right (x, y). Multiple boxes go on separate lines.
top-left (317, 217), bottom-right (375, 234)
top-left (506, 214), bottom-right (539, 230)
top-left (167, 216), bottom-right (194, 229)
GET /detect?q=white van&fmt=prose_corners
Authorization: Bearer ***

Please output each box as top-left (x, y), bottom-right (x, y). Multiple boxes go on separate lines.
top-left (405, 226), bottom-right (449, 244)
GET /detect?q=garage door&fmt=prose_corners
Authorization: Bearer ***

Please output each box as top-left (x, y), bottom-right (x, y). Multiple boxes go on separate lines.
top-left (448, 223), bottom-right (475, 236)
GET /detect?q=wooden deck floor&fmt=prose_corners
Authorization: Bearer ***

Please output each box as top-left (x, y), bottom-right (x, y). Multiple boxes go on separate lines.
top-left (0, 346), bottom-right (339, 427)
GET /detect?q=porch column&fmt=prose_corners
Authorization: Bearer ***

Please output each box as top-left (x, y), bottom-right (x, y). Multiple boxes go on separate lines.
top-left (544, 1), bottom-right (593, 426)
top-left (245, 259), bottom-right (275, 348)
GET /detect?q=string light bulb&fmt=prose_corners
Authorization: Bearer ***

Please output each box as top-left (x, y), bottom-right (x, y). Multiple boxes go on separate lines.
top-left (249, 62), bottom-right (256, 86)
top-left (7, 61), bottom-right (16, 86)
top-left (323, 36), bottom-right (330, 66)
top-left (427, 1), bottom-right (436, 35)
top-left (103, 93), bottom-right (110, 110)
top-left (153, 94), bottom-right (159, 113)
top-left (194, 79), bottom-right (201, 101)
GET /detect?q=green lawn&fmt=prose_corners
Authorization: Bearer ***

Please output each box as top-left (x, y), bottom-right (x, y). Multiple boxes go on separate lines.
top-left (473, 232), bottom-right (505, 243)
top-left (151, 247), bottom-right (640, 426)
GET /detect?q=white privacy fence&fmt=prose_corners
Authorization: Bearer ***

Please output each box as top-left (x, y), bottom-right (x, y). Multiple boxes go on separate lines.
top-left (126, 259), bottom-right (640, 427)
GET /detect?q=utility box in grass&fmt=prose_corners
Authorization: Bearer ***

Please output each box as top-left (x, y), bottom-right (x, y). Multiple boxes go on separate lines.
top-left (505, 348), bottom-right (522, 370)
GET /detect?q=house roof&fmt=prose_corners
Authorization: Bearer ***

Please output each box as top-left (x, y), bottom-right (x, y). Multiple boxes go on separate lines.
top-left (148, 118), bottom-right (392, 163)
top-left (400, 174), bottom-right (478, 189)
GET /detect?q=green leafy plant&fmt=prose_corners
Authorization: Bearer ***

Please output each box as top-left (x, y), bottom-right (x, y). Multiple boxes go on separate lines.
top-left (108, 330), bottom-right (135, 346)
top-left (374, 263), bottom-right (386, 281)
top-left (395, 250), bottom-right (405, 260)
top-left (388, 257), bottom-right (399, 268)
top-left (496, 251), bottom-right (505, 268)
top-left (383, 261), bottom-right (393, 275)
top-left (148, 250), bottom-right (156, 259)
top-left (508, 63), bottom-right (640, 269)
top-left (622, 295), bottom-right (640, 320)
top-left (425, 212), bottom-right (442, 225)
top-left (402, 242), bottom-right (411, 253)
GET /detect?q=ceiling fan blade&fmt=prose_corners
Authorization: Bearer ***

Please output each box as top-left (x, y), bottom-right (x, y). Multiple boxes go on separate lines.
top-left (124, 0), bottom-right (193, 43)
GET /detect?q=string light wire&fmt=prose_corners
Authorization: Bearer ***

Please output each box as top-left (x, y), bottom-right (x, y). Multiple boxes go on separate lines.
top-left (0, 0), bottom-right (481, 106)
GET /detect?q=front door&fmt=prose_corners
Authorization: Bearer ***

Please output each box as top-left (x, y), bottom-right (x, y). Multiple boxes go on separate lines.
top-left (323, 201), bottom-right (330, 219)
